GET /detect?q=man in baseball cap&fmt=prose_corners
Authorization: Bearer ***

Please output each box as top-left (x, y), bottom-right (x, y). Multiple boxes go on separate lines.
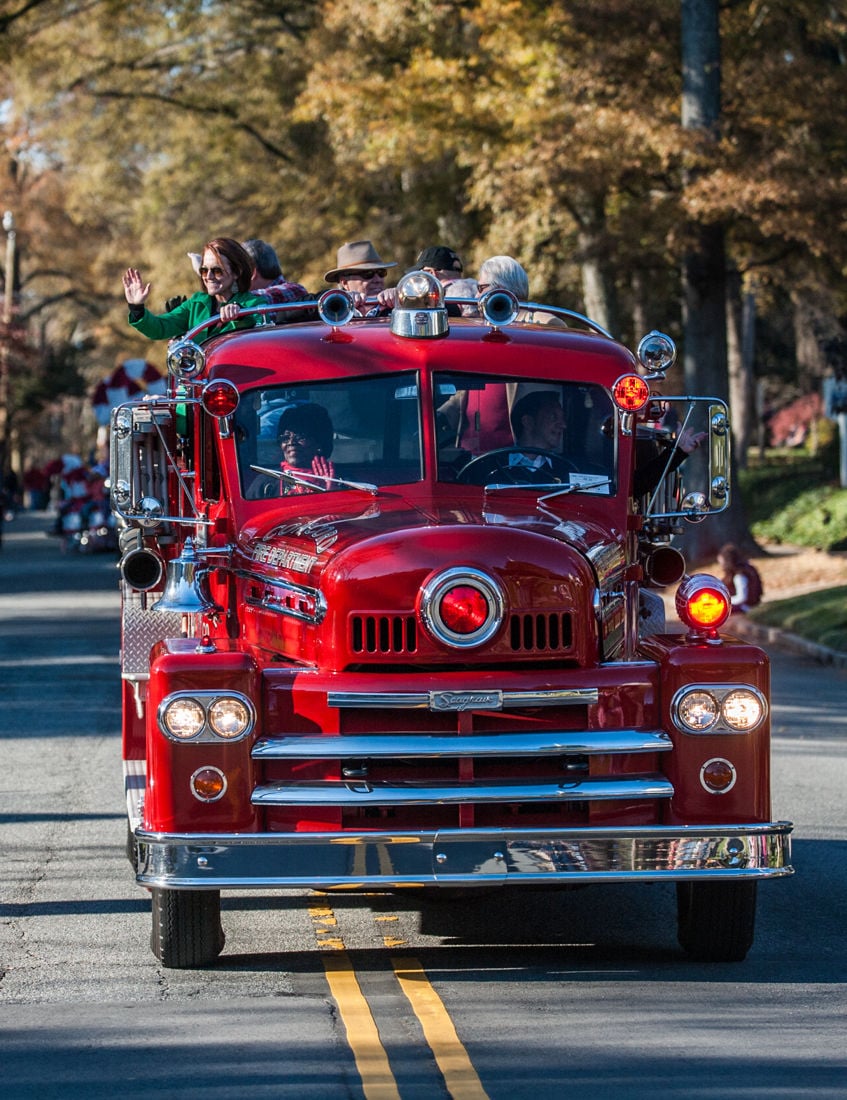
top-left (414, 246), bottom-right (464, 285)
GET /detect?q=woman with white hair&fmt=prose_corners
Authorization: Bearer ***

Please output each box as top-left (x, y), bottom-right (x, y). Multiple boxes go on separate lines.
top-left (476, 255), bottom-right (566, 328)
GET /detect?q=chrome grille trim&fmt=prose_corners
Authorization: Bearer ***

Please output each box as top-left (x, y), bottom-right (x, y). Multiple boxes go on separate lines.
top-left (251, 775), bottom-right (674, 807)
top-left (328, 687), bottom-right (600, 710)
top-left (252, 729), bottom-right (671, 760)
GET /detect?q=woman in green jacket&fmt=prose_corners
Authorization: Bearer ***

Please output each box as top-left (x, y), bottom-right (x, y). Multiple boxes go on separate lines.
top-left (123, 237), bottom-right (266, 342)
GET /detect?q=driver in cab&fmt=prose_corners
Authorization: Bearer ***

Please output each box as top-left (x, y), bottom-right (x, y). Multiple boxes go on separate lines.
top-left (507, 390), bottom-right (569, 483)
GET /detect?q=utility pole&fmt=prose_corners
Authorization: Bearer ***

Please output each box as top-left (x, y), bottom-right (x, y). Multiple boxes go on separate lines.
top-left (1, 210), bottom-right (16, 479)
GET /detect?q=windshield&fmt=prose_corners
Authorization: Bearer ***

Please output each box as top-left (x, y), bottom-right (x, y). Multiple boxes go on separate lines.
top-left (234, 372), bottom-right (423, 498)
top-left (435, 373), bottom-right (616, 492)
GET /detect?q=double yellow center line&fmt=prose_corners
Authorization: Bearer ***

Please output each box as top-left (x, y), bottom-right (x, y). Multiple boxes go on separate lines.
top-left (309, 901), bottom-right (489, 1099)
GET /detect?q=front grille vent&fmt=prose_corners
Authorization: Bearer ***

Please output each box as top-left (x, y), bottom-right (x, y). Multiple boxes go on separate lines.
top-left (351, 614), bottom-right (418, 655)
top-left (510, 612), bottom-right (572, 653)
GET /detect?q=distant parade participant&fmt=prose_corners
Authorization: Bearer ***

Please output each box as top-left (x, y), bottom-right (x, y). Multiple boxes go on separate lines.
top-left (718, 544), bottom-right (764, 614)
top-left (123, 237), bottom-right (265, 342)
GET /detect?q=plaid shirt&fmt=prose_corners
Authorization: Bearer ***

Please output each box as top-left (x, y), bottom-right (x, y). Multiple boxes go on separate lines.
top-left (254, 278), bottom-right (316, 323)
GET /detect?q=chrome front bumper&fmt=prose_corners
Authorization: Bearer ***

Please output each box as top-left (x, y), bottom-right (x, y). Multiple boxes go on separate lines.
top-left (135, 822), bottom-right (793, 890)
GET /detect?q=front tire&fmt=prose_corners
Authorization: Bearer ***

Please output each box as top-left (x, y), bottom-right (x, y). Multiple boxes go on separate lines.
top-left (676, 880), bottom-right (757, 962)
top-left (150, 888), bottom-right (225, 968)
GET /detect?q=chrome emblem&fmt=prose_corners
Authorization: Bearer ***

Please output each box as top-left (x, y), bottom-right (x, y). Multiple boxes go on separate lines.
top-left (429, 690), bottom-right (503, 712)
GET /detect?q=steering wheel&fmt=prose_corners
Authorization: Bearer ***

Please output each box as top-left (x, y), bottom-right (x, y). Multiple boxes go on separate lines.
top-left (456, 447), bottom-right (577, 486)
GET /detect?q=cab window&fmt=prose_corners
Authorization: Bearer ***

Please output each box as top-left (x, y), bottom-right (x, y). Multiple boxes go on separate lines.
top-left (234, 373), bottom-right (423, 497)
top-left (435, 373), bottom-right (616, 492)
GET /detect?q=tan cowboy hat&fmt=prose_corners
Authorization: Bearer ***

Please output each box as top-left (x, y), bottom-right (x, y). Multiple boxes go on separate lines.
top-left (324, 240), bottom-right (397, 282)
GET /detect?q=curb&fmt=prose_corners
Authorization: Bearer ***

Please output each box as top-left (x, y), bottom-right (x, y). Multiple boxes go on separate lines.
top-left (730, 616), bottom-right (847, 669)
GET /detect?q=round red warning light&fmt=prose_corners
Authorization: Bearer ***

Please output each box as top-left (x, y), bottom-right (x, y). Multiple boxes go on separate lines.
top-left (613, 374), bottom-right (650, 412)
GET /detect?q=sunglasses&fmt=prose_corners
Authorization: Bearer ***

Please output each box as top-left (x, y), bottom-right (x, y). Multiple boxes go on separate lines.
top-left (199, 265), bottom-right (227, 278)
top-left (344, 269), bottom-right (386, 280)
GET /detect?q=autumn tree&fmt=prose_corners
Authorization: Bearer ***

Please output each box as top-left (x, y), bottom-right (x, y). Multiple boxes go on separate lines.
top-left (1, 0), bottom-right (846, 482)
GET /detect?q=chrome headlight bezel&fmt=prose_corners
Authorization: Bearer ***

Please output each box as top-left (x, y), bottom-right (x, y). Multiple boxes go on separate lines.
top-left (419, 566), bottom-right (505, 649)
top-left (671, 684), bottom-right (768, 735)
top-left (158, 691), bottom-right (256, 743)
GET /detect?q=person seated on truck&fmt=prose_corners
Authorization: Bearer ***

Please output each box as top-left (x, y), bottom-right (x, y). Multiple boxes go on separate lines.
top-left (509, 390), bottom-right (574, 481)
top-left (476, 255), bottom-right (567, 329)
top-left (324, 240), bottom-right (397, 316)
top-left (276, 402), bottom-right (336, 494)
top-left (123, 237), bottom-right (266, 343)
top-left (241, 238), bottom-right (314, 323)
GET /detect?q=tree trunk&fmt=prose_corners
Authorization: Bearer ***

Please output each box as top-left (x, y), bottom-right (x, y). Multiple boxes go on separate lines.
top-left (678, 0), bottom-right (754, 565)
top-left (726, 265), bottom-right (757, 469)
top-left (574, 190), bottom-right (620, 337)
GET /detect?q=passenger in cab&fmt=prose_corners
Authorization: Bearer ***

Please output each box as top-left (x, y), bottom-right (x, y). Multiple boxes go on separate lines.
top-left (277, 403), bottom-right (335, 494)
top-left (123, 238), bottom-right (265, 342)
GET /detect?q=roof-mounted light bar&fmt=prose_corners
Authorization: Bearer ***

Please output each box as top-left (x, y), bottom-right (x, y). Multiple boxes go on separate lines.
top-left (391, 270), bottom-right (448, 338)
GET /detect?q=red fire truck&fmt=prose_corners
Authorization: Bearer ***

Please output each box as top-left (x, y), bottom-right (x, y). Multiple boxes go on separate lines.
top-left (111, 272), bottom-right (792, 968)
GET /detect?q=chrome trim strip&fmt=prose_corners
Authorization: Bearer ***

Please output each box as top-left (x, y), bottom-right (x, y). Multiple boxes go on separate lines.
top-left (124, 758), bottom-right (146, 832)
top-left (134, 822), bottom-right (793, 889)
top-left (250, 775), bottom-right (674, 807)
top-left (252, 730), bottom-right (672, 760)
top-left (328, 687), bottom-right (600, 710)
top-left (238, 570), bottom-right (327, 625)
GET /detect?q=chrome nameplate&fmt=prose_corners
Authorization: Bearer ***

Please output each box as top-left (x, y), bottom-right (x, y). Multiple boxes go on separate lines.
top-left (429, 690), bottom-right (503, 712)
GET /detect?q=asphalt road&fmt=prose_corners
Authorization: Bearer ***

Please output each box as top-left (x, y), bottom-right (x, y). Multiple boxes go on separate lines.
top-left (1, 511), bottom-right (846, 1099)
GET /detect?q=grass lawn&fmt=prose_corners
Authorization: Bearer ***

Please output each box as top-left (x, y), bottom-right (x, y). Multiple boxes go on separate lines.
top-left (733, 440), bottom-right (847, 651)
top-left (748, 585), bottom-right (847, 653)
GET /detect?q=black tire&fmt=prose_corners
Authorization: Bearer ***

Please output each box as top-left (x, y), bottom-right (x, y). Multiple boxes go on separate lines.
top-left (150, 888), bottom-right (225, 968)
top-left (125, 823), bottom-right (138, 870)
top-left (676, 880), bottom-right (757, 962)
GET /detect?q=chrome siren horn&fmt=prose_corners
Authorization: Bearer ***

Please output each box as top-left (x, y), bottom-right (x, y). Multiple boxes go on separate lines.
top-left (120, 547), bottom-right (164, 591)
top-left (318, 289), bottom-right (356, 328)
top-left (479, 288), bottom-right (520, 328)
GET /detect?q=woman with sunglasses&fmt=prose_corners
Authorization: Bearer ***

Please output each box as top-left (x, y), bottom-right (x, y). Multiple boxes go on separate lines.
top-left (123, 237), bottom-right (266, 342)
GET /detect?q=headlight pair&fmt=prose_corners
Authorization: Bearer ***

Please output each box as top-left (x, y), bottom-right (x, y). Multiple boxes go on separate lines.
top-left (672, 684), bottom-right (767, 734)
top-left (158, 691), bottom-right (255, 743)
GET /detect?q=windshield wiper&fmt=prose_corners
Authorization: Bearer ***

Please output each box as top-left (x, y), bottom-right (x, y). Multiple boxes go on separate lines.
top-left (539, 477), bottom-right (612, 499)
top-left (250, 465), bottom-right (379, 495)
top-left (482, 476), bottom-right (612, 495)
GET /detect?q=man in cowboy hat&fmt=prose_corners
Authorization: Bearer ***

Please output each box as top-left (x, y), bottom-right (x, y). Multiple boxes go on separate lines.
top-left (325, 240), bottom-right (397, 313)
